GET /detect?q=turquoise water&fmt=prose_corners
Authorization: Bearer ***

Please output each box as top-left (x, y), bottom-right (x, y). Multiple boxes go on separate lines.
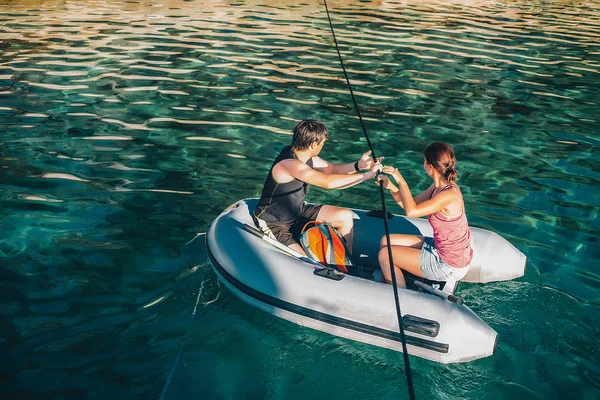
top-left (1, 0), bottom-right (598, 398)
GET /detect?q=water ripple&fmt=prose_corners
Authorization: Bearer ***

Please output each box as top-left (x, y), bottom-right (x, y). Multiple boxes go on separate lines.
top-left (1, 1), bottom-right (599, 399)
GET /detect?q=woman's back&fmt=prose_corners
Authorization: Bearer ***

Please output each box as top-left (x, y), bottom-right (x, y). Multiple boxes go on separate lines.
top-left (428, 185), bottom-right (473, 268)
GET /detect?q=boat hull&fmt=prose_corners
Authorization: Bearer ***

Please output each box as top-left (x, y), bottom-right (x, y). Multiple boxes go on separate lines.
top-left (205, 198), bottom-right (520, 363)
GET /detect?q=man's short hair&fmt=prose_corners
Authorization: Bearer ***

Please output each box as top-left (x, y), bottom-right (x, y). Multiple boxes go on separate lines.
top-left (291, 120), bottom-right (328, 151)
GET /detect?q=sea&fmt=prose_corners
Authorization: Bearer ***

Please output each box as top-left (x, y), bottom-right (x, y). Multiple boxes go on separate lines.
top-left (0, 0), bottom-right (598, 399)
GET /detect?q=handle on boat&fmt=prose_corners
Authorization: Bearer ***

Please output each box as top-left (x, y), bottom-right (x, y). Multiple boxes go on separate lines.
top-left (446, 294), bottom-right (463, 305)
top-left (243, 222), bottom-right (264, 238)
top-left (413, 280), bottom-right (464, 305)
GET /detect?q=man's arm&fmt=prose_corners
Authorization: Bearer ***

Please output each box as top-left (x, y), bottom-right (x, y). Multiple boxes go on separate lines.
top-left (274, 158), bottom-right (380, 189)
top-left (312, 157), bottom-right (354, 174)
top-left (313, 150), bottom-right (383, 175)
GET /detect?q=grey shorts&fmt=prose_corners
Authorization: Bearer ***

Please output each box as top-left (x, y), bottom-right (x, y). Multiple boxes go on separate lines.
top-left (420, 237), bottom-right (470, 281)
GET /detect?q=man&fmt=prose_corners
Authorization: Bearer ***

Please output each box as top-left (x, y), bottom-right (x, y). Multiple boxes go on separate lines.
top-left (254, 119), bottom-right (382, 255)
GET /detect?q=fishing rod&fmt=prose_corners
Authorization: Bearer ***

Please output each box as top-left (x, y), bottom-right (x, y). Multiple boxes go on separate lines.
top-left (322, 1), bottom-right (416, 399)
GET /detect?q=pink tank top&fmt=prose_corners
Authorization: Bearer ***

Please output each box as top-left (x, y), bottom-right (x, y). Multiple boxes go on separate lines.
top-left (427, 185), bottom-right (473, 268)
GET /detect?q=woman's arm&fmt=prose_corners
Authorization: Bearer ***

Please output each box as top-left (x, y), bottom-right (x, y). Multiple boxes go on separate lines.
top-left (414, 183), bottom-right (435, 204)
top-left (376, 175), bottom-right (404, 207)
top-left (382, 167), bottom-right (452, 218)
top-left (396, 181), bottom-right (454, 218)
top-left (379, 179), bottom-right (434, 208)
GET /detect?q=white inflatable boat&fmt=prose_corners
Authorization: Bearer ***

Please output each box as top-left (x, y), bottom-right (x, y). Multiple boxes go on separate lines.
top-left (206, 198), bottom-right (526, 363)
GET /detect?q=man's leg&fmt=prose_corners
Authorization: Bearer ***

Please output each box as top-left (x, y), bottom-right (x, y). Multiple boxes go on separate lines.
top-left (289, 243), bottom-right (306, 255)
top-left (256, 217), bottom-right (305, 255)
top-left (315, 205), bottom-right (354, 253)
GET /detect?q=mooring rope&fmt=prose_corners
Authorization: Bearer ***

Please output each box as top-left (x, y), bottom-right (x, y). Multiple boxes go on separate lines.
top-left (322, 1), bottom-right (416, 398)
top-left (159, 279), bottom-right (204, 400)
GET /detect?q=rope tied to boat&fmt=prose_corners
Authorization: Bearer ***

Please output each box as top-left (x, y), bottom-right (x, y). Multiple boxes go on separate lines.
top-left (322, 1), bottom-right (416, 399)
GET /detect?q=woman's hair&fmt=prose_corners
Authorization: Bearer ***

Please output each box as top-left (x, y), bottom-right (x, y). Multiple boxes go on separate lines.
top-left (424, 142), bottom-right (458, 184)
top-left (291, 120), bottom-right (328, 151)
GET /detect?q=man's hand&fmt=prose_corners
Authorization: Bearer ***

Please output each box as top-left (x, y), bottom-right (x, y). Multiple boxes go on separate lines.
top-left (362, 161), bottom-right (383, 180)
top-left (358, 150), bottom-right (384, 170)
top-left (370, 161), bottom-right (383, 175)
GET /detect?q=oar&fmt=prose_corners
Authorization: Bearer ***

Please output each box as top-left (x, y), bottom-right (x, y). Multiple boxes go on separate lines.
top-left (413, 280), bottom-right (464, 305)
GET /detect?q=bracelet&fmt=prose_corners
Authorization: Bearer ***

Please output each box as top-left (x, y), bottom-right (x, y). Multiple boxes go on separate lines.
top-left (354, 160), bottom-right (360, 172)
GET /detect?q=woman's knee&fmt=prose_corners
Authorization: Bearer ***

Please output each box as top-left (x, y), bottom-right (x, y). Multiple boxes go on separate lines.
top-left (379, 236), bottom-right (389, 248)
top-left (378, 247), bottom-right (389, 266)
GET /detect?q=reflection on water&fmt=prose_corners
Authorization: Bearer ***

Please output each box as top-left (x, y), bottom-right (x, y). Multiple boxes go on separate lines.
top-left (1, 0), bottom-right (599, 399)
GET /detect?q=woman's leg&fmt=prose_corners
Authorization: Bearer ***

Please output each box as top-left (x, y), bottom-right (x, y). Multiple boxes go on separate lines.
top-left (378, 243), bottom-right (425, 288)
top-left (380, 234), bottom-right (424, 249)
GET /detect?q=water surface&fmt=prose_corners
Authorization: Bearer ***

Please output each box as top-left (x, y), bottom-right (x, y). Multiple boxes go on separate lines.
top-left (0, 0), bottom-right (599, 399)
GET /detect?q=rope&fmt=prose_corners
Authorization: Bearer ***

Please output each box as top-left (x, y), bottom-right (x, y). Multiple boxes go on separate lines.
top-left (322, 1), bottom-right (416, 399)
top-left (159, 281), bottom-right (204, 400)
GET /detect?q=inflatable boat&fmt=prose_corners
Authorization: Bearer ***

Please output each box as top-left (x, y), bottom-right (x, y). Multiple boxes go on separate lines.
top-left (206, 198), bottom-right (526, 363)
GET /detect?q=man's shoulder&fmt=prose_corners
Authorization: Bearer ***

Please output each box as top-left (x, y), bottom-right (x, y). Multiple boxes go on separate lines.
top-left (275, 157), bottom-right (305, 171)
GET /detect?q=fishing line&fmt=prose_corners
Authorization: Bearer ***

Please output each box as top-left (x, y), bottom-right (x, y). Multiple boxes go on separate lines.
top-left (322, 1), bottom-right (416, 399)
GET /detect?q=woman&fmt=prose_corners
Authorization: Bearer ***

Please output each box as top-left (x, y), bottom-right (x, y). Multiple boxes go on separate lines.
top-left (377, 142), bottom-right (473, 288)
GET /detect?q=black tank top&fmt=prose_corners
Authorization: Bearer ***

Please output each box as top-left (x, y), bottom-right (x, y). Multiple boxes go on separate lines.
top-left (254, 146), bottom-right (313, 223)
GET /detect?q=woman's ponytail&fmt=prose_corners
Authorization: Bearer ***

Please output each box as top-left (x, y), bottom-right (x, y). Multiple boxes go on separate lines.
top-left (444, 165), bottom-right (458, 184)
top-left (424, 142), bottom-right (459, 184)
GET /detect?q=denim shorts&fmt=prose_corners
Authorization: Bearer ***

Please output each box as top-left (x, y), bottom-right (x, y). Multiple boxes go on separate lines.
top-left (420, 237), bottom-right (470, 281)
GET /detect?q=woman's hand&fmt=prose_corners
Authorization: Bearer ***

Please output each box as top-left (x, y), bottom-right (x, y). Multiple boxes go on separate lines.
top-left (358, 150), bottom-right (384, 170)
top-left (376, 174), bottom-right (395, 190)
top-left (382, 166), bottom-right (406, 185)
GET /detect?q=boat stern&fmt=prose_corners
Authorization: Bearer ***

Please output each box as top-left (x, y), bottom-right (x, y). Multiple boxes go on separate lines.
top-left (438, 304), bottom-right (499, 363)
top-left (464, 229), bottom-right (527, 283)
